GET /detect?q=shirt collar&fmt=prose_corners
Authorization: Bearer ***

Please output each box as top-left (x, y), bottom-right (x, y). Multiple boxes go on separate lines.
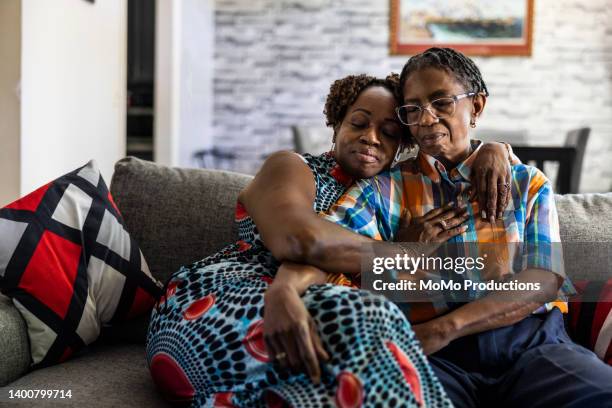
top-left (417, 140), bottom-right (483, 183)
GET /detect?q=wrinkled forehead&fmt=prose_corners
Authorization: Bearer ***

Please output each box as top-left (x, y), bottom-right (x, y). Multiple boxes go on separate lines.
top-left (402, 67), bottom-right (466, 103)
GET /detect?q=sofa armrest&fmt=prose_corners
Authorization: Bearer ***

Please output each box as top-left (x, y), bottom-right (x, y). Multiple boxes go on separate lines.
top-left (0, 294), bottom-right (31, 386)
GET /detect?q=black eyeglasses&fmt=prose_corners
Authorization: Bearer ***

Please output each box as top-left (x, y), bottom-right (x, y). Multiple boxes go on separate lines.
top-left (395, 92), bottom-right (476, 126)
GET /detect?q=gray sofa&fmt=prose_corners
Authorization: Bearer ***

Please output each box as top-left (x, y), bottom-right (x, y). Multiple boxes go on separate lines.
top-left (1, 157), bottom-right (611, 407)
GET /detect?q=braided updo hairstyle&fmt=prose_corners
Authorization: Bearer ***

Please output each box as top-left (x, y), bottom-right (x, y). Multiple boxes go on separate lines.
top-left (324, 74), bottom-right (402, 133)
top-left (398, 47), bottom-right (489, 99)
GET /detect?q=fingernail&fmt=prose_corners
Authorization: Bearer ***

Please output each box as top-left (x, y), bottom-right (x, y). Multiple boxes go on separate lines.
top-left (481, 210), bottom-right (486, 219)
top-left (461, 225), bottom-right (469, 230)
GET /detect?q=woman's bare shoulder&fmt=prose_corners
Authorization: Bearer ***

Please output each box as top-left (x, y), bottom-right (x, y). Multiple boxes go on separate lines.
top-left (239, 150), bottom-right (315, 202)
top-left (258, 150), bottom-right (310, 172)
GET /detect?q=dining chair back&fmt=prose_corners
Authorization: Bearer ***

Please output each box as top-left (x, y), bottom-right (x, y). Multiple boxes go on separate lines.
top-left (562, 127), bottom-right (590, 194)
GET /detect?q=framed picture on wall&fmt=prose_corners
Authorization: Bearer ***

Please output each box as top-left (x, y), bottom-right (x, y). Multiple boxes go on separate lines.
top-left (390, 0), bottom-right (534, 56)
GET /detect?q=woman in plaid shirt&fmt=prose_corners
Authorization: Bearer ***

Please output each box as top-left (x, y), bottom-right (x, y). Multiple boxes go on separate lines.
top-left (323, 48), bottom-right (612, 407)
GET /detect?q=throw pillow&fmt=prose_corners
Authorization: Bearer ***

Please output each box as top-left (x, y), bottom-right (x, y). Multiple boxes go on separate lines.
top-left (567, 279), bottom-right (612, 365)
top-left (0, 160), bottom-right (162, 367)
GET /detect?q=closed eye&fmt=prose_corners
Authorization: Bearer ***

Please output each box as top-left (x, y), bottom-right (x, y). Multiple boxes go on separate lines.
top-left (403, 105), bottom-right (420, 113)
top-left (432, 99), bottom-right (453, 108)
top-left (351, 122), bottom-right (368, 129)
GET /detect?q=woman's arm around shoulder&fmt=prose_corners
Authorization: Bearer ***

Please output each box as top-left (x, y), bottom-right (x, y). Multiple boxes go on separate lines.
top-left (240, 151), bottom-right (381, 274)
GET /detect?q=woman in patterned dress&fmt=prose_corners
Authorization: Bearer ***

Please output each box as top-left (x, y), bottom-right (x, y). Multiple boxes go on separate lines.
top-left (145, 74), bottom-right (513, 407)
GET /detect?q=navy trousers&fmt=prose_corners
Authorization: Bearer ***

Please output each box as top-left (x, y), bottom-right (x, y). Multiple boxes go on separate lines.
top-left (429, 309), bottom-right (612, 408)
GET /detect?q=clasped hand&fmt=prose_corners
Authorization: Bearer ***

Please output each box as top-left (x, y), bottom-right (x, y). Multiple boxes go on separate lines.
top-left (395, 202), bottom-right (469, 244)
top-left (263, 283), bottom-right (329, 384)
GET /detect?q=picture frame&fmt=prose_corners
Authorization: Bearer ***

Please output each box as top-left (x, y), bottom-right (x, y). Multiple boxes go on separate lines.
top-left (390, 0), bottom-right (534, 56)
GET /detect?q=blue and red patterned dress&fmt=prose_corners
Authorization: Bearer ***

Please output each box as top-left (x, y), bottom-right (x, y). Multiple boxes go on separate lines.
top-left (145, 153), bottom-right (452, 407)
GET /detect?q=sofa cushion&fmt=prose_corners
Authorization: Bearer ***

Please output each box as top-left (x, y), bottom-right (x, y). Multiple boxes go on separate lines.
top-left (0, 161), bottom-right (162, 367)
top-left (110, 157), bottom-right (253, 284)
top-left (0, 293), bottom-right (30, 386)
top-left (555, 193), bottom-right (612, 281)
top-left (4, 343), bottom-right (171, 407)
top-left (555, 193), bottom-right (612, 241)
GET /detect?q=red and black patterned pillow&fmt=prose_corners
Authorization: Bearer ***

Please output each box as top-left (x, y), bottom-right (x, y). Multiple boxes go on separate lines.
top-left (567, 279), bottom-right (612, 365)
top-left (0, 160), bottom-right (162, 368)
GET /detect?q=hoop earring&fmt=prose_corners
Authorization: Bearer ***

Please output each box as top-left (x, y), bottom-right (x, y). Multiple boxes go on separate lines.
top-left (391, 144), bottom-right (404, 168)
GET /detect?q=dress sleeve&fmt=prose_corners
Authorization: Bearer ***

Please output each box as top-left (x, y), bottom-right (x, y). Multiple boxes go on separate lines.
top-left (322, 169), bottom-right (403, 242)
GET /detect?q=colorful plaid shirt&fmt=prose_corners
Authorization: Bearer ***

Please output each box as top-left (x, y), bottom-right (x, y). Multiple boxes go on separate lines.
top-left (324, 143), bottom-right (575, 322)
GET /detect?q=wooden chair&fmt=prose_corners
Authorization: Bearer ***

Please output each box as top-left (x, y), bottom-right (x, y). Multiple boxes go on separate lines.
top-left (512, 128), bottom-right (590, 194)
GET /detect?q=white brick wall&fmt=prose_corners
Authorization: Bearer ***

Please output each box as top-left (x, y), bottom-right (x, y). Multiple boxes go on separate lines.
top-left (213, 0), bottom-right (612, 192)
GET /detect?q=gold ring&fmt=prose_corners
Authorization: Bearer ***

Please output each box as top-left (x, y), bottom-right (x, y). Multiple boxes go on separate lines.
top-left (438, 220), bottom-right (448, 230)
